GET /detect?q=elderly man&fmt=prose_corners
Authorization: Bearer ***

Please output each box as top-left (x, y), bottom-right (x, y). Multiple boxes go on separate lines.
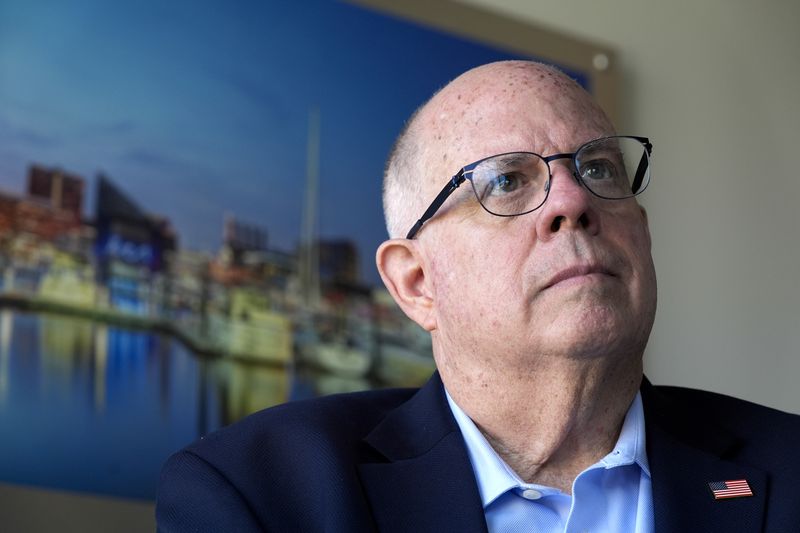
top-left (156, 61), bottom-right (799, 532)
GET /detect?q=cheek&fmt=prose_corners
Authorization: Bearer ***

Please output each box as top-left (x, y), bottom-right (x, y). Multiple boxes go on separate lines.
top-left (429, 238), bottom-right (528, 330)
top-left (615, 222), bottom-right (657, 311)
top-left (627, 223), bottom-right (654, 274)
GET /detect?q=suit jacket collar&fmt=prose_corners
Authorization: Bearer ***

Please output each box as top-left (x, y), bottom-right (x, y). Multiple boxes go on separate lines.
top-left (358, 372), bottom-right (488, 533)
top-left (358, 374), bottom-right (768, 532)
top-left (641, 377), bottom-right (767, 532)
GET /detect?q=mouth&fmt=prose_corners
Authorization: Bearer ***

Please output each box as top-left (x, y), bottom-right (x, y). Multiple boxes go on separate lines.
top-left (543, 264), bottom-right (616, 290)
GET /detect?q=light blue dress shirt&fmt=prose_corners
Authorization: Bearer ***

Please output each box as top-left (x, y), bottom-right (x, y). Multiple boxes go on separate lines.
top-left (446, 390), bottom-right (653, 533)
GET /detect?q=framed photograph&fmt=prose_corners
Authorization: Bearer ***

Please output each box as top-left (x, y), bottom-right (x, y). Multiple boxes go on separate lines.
top-left (0, 0), bottom-right (616, 500)
top-left (352, 0), bottom-right (619, 122)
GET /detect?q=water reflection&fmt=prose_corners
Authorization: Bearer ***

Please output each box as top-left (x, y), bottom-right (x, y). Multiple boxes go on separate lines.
top-left (0, 310), bottom-right (382, 500)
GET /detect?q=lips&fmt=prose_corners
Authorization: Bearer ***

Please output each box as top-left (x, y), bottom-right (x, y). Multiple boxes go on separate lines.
top-left (543, 263), bottom-right (615, 289)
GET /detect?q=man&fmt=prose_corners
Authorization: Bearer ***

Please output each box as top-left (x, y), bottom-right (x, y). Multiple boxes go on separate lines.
top-left (156, 61), bottom-right (800, 532)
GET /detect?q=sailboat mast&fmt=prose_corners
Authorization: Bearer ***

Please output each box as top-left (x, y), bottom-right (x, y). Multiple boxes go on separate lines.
top-left (300, 107), bottom-right (321, 308)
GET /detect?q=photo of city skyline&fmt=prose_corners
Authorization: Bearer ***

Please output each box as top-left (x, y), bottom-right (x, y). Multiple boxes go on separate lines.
top-left (0, 0), bottom-right (527, 281)
top-left (0, 0), bottom-right (585, 502)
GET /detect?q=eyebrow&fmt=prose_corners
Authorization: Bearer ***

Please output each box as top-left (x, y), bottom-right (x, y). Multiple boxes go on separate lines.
top-left (470, 154), bottom-right (530, 170)
top-left (494, 154), bottom-right (530, 165)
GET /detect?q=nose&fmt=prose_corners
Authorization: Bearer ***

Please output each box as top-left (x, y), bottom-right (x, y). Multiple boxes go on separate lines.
top-left (534, 163), bottom-right (600, 241)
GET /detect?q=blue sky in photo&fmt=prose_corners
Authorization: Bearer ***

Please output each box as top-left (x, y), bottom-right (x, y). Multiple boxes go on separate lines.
top-left (0, 0), bottom-right (580, 284)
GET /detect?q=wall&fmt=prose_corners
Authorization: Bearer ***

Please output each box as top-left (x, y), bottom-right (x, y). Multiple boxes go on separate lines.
top-left (456, 0), bottom-right (800, 412)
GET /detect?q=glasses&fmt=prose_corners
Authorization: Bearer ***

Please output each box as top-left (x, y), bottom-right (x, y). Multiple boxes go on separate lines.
top-left (406, 135), bottom-right (653, 239)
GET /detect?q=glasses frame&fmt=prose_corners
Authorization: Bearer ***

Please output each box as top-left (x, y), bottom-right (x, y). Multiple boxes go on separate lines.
top-left (405, 135), bottom-right (652, 239)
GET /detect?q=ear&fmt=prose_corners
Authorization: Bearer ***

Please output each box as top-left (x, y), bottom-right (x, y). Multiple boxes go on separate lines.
top-left (375, 239), bottom-right (436, 331)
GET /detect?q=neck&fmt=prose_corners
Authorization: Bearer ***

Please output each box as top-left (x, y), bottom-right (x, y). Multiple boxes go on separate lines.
top-left (441, 351), bottom-right (642, 493)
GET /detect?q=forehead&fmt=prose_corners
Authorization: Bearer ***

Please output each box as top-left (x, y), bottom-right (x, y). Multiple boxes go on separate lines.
top-left (419, 64), bottom-right (614, 174)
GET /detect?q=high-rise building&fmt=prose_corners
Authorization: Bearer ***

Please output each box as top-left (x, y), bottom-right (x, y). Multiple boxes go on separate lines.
top-left (95, 173), bottom-right (177, 275)
top-left (318, 239), bottom-right (358, 285)
top-left (223, 214), bottom-right (268, 266)
top-left (0, 165), bottom-right (86, 241)
top-left (27, 164), bottom-right (84, 220)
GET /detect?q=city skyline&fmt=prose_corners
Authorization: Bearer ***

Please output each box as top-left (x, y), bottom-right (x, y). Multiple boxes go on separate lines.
top-left (0, 0), bottom-right (523, 284)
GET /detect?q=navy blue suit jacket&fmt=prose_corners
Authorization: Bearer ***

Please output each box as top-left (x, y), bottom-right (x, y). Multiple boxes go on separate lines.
top-left (156, 373), bottom-right (800, 532)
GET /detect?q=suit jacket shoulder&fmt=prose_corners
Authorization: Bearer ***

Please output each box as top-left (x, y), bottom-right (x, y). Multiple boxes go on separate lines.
top-left (642, 380), bottom-right (800, 532)
top-left (157, 386), bottom-right (418, 532)
top-left (157, 373), bottom-right (488, 532)
top-left (189, 385), bottom-right (418, 466)
top-left (652, 383), bottom-right (799, 425)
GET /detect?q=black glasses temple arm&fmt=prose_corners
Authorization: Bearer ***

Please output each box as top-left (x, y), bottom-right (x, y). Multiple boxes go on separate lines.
top-left (630, 139), bottom-right (652, 193)
top-left (405, 173), bottom-right (465, 239)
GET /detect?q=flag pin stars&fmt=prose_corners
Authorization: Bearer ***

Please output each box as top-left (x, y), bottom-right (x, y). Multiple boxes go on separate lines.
top-left (708, 479), bottom-right (753, 500)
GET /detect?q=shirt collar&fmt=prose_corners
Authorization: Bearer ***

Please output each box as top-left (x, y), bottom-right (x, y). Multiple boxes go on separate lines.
top-left (445, 389), bottom-right (650, 508)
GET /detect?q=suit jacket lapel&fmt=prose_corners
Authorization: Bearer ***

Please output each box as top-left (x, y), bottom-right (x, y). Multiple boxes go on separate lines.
top-left (358, 372), bottom-right (487, 533)
top-left (358, 374), bottom-right (769, 532)
top-left (641, 379), bottom-right (767, 532)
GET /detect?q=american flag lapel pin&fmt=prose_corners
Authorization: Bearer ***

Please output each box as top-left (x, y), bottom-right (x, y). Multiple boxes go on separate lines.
top-left (708, 479), bottom-right (754, 500)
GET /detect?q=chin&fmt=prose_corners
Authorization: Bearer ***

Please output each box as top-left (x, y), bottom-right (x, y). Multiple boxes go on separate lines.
top-left (545, 307), bottom-right (637, 358)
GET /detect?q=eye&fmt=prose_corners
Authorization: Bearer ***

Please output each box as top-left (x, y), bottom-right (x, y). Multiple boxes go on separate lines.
top-left (490, 173), bottom-right (522, 194)
top-left (580, 159), bottom-right (616, 181)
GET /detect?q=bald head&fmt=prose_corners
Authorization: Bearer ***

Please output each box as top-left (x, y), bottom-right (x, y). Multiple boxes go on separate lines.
top-left (382, 60), bottom-right (614, 238)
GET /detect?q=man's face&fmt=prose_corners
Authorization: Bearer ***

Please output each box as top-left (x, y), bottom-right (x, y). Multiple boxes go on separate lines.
top-left (417, 68), bottom-right (657, 376)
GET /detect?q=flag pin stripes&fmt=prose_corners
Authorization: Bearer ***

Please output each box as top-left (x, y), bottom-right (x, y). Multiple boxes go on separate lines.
top-left (708, 479), bottom-right (753, 500)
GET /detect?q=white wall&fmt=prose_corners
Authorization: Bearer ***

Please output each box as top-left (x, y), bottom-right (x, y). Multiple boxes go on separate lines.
top-left (457, 0), bottom-right (800, 412)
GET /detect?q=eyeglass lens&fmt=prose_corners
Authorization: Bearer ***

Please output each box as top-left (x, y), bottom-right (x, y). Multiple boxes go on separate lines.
top-left (467, 137), bottom-right (650, 216)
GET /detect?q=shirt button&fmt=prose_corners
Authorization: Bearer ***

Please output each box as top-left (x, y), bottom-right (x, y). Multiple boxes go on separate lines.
top-left (521, 489), bottom-right (542, 500)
